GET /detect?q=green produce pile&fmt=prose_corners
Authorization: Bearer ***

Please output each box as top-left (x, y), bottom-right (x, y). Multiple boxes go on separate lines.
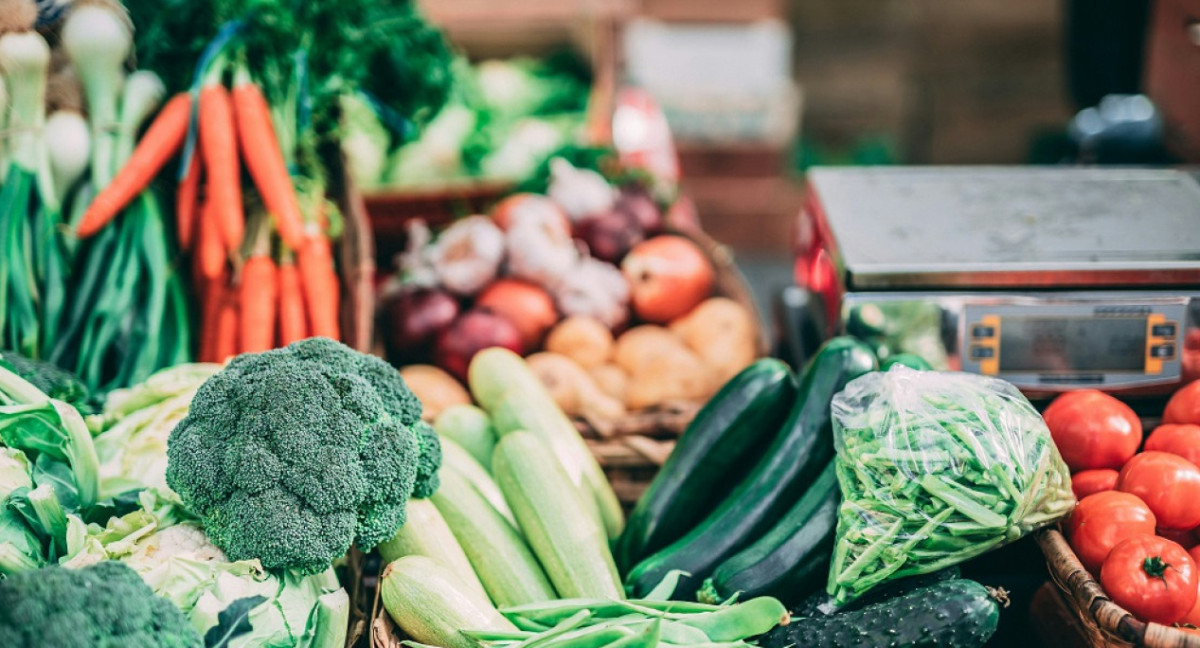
top-left (826, 366), bottom-right (1074, 604)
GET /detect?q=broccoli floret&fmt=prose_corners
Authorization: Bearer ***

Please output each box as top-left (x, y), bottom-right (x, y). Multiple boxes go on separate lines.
top-left (0, 351), bottom-right (99, 415)
top-left (166, 338), bottom-right (439, 575)
top-left (411, 421), bottom-right (442, 499)
top-left (0, 561), bottom-right (201, 648)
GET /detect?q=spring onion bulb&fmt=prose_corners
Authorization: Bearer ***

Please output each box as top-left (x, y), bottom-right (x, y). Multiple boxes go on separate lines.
top-left (0, 29), bottom-right (50, 173)
top-left (61, 1), bottom-right (131, 187)
top-left (44, 110), bottom-right (90, 205)
top-left (113, 70), bottom-right (164, 167)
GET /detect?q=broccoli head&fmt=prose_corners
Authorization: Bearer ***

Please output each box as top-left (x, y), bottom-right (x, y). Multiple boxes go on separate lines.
top-left (0, 561), bottom-right (201, 648)
top-left (166, 337), bottom-right (439, 574)
top-left (0, 351), bottom-right (99, 415)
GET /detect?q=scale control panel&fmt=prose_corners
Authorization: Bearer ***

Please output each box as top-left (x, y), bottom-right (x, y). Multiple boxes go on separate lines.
top-left (961, 302), bottom-right (1186, 390)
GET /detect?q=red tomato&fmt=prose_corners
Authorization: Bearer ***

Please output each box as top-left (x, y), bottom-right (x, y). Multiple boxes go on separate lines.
top-left (1067, 491), bottom-right (1158, 573)
top-left (1160, 527), bottom-right (1199, 550)
top-left (475, 279), bottom-right (559, 350)
top-left (1146, 424), bottom-right (1200, 467)
top-left (1101, 536), bottom-right (1198, 625)
top-left (1118, 452), bottom-right (1200, 530)
top-left (1072, 469), bottom-right (1120, 500)
top-left (1165, 381), bottom-right (1200, 425)
top-left (1042, 390), bottom-right (1142, 472)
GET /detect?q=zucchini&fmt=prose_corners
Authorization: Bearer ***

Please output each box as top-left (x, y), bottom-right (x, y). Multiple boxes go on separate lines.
top-left (880, 353), bottom-right (932, 371)
top-left (434, 404), bottom-right (497, 468)
top-left (471, 348), bottom-right (625, 541)
top-left (702, 460), bottom-right (839, 604)
top-left (493, 430), bottom-right (623, 599)
top-left (616, 359), bottom-right (797, 572)
top-left (376, 498), bottom-right (491, 604)
top-left (791, 566), bottom-right (962, 619)
top-left (624, 337), bottom-right (876, 599)
top-left (432, 468), bottom-right (557, 607)
top-left (761, 578), bottom-right (1001, 648)
top-left (441, 435), bottom-right (517, 527)
top-left (380, 555), bottom-right (517, 648)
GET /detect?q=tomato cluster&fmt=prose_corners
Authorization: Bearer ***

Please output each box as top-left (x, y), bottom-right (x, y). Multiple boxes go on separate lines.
top-left (1048, 384), bottom-right (1200, 627)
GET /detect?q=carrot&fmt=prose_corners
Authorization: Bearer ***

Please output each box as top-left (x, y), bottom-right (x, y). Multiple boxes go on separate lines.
top-left (213, 285), bottom-right (240, 362)
top-left (198, 269), bottom-right (228, 362)
top-left (77, 93), bottom-right (192, 238)
top-left (238, 220), bottom-right (278, 353)
top-left (231, 71), bottom-right (305, 251)
top-left (199, 83), bottom-right (244, 252)
top-left (296, 232), bottom-right (340, 340)
top-left (196, 199), bottom-right (226, 280)
top-left (277, 253), bottom-right (308, 345)
top-left (176, 149), bottom-right (203, 251)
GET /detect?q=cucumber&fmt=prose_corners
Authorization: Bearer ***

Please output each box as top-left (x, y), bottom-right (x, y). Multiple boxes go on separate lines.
top-left (432, 468), bottom-right (557, 607)
top-left (376, 498), bottom-right (491, 604)
top-left (761, 578), bottom-right (1001, 648)
top-left (880, 353), bottom-right (932, 371)
top-left (791, 566), bottom-right (962, 620)
top-left (616, 359), bottom-right (797, 572)
top-left (434, 404), bottom-right (496, 468)
top-left (624, 337), bottom-right (876, 599)
top-left (441, 436), bottom-right (517, 527)
top-left (380, 555), bottom-right (517, 648)
top-left (702, 460), bottom-right (839, 604)
top-left (493, 430), bottom-right (623, 599)
top-left (473, 348), bottom-right (624, 541)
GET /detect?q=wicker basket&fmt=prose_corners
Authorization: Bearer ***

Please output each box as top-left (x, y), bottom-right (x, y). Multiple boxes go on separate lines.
top-left (1038, 527), bottom-right (1200, 647)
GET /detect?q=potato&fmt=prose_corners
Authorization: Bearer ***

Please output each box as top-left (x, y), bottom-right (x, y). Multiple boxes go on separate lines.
top-left (527, 352), bottom-right (626, 421)
top-left (670, 297), bottom-right (757, 384)
top-left (625, 346), bottom-right (714, 410)
top-left (614, 325), bottom-right (690, 376)
top-left (545, 316), bottom-right (615, 368)
top-left (589, 365), bottom-right (628, 403)
top-left (398, 365), bottom-right (472, 420)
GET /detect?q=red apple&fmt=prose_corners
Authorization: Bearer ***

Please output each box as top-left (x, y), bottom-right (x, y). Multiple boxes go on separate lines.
top-left (435, 310), bottom-right (525, 381)
top-left (476, 279), bottom-right (559, 349)
top-left (621, 235), bottom-right (714, 323)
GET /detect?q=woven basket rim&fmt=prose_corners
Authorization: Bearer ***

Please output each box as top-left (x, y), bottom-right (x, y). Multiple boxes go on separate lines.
top-left (1038, 527), bottom-right (1200, 648)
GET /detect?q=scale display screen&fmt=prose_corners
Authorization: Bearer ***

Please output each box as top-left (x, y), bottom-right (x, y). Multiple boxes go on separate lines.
top-left (999, 317), bottom-right (1146, 373)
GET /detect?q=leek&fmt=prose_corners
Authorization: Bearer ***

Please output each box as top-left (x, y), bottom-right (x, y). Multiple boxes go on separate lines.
top-left (61, 1), bottom-right (131, 188)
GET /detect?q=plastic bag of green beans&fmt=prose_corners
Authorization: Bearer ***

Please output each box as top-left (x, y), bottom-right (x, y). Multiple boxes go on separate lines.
top-left (826, 366), bottom-right (1073, 605)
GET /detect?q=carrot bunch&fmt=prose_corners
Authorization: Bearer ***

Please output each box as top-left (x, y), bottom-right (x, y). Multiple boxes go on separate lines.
top-left (76, 62), bottom-right (342, 364)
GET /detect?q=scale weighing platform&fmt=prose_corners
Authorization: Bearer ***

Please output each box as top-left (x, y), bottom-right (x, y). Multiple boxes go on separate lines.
top-left (795, 166), bottom-right (1200, 397)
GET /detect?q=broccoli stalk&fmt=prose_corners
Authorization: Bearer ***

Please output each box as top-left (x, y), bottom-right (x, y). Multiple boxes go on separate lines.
top-left (0, 561), bottom-right (202, 647)
top-left (166, 337), bottom-right (439, 574)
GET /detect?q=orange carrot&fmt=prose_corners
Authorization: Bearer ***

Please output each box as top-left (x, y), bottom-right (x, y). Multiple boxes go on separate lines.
top-left (196, 199), bottom-right (226, 280)
top-left (77, 93), bottom-right (192, 238)
top-left (296, 233), bottom-right (340, 340)
top-left (198, 268), bottom-right (228, 362)
top-left (176, 149), bottom-right (203, 251)
top-left (199, 83), bottom-right (244, 252)
top-left (231, 73), bottom-right (306, 251)
top-left (238, 219), bottom-right (279, 353)
top-left (213, 286), bottom-right (240, 362)
top-left (277, 254), bottom-right (308, 345)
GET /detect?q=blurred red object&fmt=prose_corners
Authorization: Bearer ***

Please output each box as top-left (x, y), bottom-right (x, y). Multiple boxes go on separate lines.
top-left (1144, 0), bottom-right (1200, 161)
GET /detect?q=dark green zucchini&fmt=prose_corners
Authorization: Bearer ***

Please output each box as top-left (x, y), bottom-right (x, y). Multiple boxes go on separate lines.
top-left (615, 359), bottom-right (797, 573)
top-left (700, 460), bottom-right (839, 605)
top-left (623, 337), bottom-right (877, 599)
top-left (879, 353), bottom-right (933, 371)
top-left (762, 578), bottom-right (1002, 648)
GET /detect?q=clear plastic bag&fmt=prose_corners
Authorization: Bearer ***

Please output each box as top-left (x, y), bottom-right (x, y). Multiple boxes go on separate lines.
top-left (827, 366), bottom-right (1073, 604)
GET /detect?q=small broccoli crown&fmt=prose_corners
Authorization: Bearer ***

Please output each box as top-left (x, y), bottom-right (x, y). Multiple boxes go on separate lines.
top-left (0, 561), bottom-right (201, 648)
top-left (0, 352), bottom-right (98, 414)
top-left (166, 338), bottom-right (424, 574)
top-left (410, 421), bottom-right (443, 499)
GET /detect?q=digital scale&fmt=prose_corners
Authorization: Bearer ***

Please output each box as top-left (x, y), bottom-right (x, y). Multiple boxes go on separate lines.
top-left (788, 166), bottom-right (1200, 398)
